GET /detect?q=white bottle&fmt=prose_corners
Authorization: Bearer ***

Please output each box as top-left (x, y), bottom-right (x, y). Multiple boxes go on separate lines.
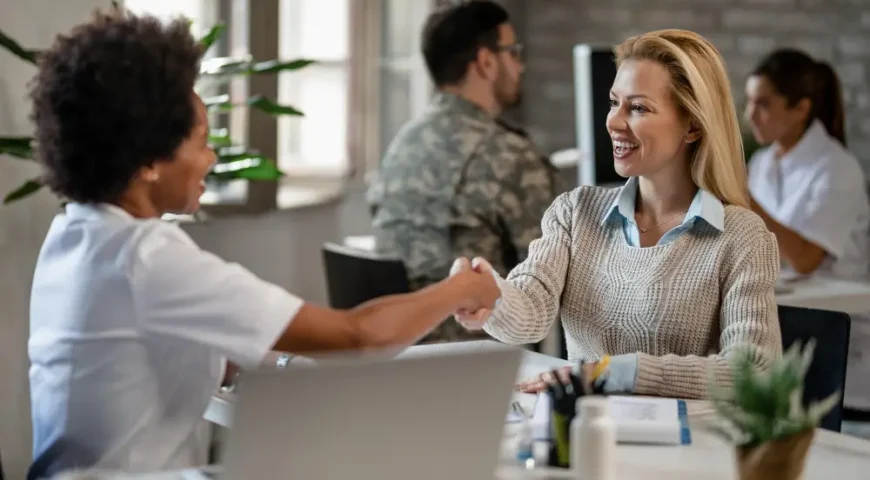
top-left (570, 396), bottom-right (616, 480)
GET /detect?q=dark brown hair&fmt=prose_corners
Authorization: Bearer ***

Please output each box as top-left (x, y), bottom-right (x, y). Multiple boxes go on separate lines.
top-left (421, 0), bottom-right (509, 87)
top-left (752, 49), bottom-right (846, 146)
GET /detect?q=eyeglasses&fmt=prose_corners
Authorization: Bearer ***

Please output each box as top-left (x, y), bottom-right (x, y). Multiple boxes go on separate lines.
top-left (494, 43), bottom-right (524, 60)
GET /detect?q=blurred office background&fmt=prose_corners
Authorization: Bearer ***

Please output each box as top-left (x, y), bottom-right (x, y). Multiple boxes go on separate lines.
top-left (1, 0), bottom-right (868, 477)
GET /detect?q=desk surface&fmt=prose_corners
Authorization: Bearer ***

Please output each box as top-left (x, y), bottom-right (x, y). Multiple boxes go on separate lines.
top-left (198, 341), bottom-right (870, 479)
top-left (776, 276), bottom-right (870, 314)
top-left (63, 342), bottom-right (870, 479)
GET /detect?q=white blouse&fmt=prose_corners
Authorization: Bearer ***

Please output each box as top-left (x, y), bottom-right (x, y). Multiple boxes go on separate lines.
top-left (748, 119), bottom-right (870, 410)
top-left (29, 203), bottom-right (303, 474)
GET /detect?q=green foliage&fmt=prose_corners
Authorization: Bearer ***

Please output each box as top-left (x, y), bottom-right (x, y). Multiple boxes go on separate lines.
top-left (0, 29), bottom-right (38, 64)
top-left (1, 11), bottom-right (314, 205)
top-left (0, 137), bottom-right (34, 159)
top-left (708, 340), bottom-right (839, 447)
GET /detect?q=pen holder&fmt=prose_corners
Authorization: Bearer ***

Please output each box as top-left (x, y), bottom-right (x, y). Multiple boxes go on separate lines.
top-left (550, 410), bottom-right (573, 468)
top-left (543, 368), bottom-right (608, 468)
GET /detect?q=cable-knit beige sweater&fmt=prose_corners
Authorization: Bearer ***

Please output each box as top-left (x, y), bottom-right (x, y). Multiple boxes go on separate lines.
top-left (483, 186), bottom-right (783, 399)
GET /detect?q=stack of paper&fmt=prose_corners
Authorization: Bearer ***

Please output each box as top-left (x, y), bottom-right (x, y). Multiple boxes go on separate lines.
top-left (506, 393), bottom-right (691, 445)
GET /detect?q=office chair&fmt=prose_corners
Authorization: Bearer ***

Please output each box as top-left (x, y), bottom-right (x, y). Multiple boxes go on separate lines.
top-left (777, 305), bottom-right (851, 432)
top-left (322, 242), bottom-right (410, 309)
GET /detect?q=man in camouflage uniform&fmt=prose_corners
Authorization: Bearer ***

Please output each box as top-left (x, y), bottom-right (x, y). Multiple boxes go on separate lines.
top-left (366, 1), bottom-right (557, 343)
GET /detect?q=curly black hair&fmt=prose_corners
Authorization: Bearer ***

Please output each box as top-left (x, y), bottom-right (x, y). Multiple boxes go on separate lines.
top-left (29, 9), bottom-right (204, 203)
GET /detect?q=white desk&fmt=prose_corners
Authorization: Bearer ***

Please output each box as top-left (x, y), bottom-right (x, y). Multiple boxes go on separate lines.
top-left (63, 427), bottom-right (870, 480)
top-left (497, 427), bottom-right (870, 479)
top-left (343, 235), bottom-right (376, 252)
top-left (79, 341), bottom-right (870, 479)
top-left (776, 276), bottom-right (870, 314)
top-left (196, 341), bottom-right (870, 479)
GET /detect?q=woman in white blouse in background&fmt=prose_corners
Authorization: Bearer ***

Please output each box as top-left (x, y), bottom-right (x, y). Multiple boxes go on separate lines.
top-left (745, 48), bottom-right (870, 280)
top-left (745, 48), bottom-right (870, 417)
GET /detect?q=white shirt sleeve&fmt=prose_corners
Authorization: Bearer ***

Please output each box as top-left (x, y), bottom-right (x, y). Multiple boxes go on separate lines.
top-left (130, 222), bottom-right (304, 369)
top-left (776, 169), bottom-right (864, 259)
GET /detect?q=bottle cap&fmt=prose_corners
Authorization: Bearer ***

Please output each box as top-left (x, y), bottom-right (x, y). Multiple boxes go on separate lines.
top-left (532, 440), bottom-right (550, 464)
top-left (577, 396), bottom-right (609, 417)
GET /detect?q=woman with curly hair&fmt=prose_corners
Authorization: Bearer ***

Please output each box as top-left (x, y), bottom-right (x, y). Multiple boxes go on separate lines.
top-left (27, 9), bottom-right (498, 476)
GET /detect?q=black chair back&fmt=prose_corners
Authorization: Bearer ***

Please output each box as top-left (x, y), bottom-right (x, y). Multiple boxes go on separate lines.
top-left (322, 242), bottom-right (410, 309)
top-left (777, 305), bottom-right (851, 432)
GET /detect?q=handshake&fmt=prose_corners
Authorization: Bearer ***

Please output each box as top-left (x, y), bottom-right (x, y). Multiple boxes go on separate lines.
top-left (447, 257), bottom-right (502, 330)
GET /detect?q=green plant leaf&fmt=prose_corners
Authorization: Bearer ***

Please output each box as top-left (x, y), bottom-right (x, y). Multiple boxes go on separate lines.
top-left (711, 341), bottom-right (837, 445)
top-left (209, 153), bottom-right (283, 181)
top-left (770, 417), bottom-right (811, 440)
top-left (198, 23), bottom-right (226, 50)
top-left (208, 128), bottom-right (232, 147)
top-left (246, 95), bottom-right (303, 116)
top-left (203, 95), bottom-right (303, 116)
top-left (199, 57), bottom-right (316, 77)
top-left (214, 145), bottom-right (248, 159)
top-left (4, 178), bottom-right (43, 204)
top-left (806, 391), bottom-right (841, 425)
top-left (247, 59), bottom-right (316, 74)
top-left (0, 136), bottom-right (35, 159)
top-left (0, 28), bottom-right (39, 64)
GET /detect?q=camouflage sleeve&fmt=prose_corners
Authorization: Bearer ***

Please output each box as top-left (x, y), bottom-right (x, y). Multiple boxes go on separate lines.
top-left (498, 140), bottom-right (557, 261)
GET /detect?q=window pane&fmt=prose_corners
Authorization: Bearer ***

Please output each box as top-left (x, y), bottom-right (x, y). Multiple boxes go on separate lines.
top-left (125, 0), bottom-right (240, 206)
top-left (280, 0), bottom-right (348, 61)
top-left (381, 0), bottom-right (415, 58)
top-left (379, 69), bottom-right (412, 157)
top-left (278, 65), bottom-right (348, 170)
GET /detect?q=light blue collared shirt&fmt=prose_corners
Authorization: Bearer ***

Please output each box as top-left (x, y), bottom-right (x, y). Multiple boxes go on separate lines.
top-left (592, 177), bottom-right (725, 393)
top-left (602, 176), bottom-right (725, 247)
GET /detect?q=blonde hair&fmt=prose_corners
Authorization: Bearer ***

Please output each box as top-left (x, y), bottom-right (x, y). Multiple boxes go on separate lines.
top-left (614, 29), bottom-right (749, 208)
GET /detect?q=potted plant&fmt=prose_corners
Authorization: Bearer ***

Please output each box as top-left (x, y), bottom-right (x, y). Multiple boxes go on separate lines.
top-left (0, 2), bottom-right (312, 205)
top-left (709, 340), bottom-right (840, 480)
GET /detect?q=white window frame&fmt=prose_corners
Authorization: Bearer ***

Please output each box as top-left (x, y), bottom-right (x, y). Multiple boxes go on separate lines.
top-left (282, 0), bottom-right (435, 180)
top-left (277, 0), bottom-right (352, 178)
top-left (359, 0), bottom-right (436, 177)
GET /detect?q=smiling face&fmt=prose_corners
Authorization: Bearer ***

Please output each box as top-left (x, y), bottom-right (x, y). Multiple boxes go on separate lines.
top-left (606, 59), bottom-right (696, 179)
top-left (148, 94), bottom-right (217, 214)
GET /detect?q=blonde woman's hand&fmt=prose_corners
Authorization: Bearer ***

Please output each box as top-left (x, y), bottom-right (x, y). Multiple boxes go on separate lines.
top-left (514, 362), bottom-right (601, 393)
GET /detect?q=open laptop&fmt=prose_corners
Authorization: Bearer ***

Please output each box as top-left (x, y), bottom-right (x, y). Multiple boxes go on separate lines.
top-left (218, 345), bottom-right (523, 479)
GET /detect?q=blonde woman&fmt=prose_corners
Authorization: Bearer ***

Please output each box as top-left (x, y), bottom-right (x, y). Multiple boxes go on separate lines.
top-left (452, 29), bottom-right (782, 399)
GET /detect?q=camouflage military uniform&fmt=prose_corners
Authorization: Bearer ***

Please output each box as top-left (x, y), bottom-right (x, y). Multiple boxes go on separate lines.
top-left (366, 92), bottom-right (557, 343)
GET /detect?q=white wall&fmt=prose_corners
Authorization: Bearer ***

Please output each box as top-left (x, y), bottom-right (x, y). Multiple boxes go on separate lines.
top-left (183, 181), bottom-right (373, 305)
top-left (0, 1), bottom-right (109, 477)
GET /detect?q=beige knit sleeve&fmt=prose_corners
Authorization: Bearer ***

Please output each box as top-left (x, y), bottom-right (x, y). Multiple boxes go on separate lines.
top-left (483, 190), bottom-right (574, 344)
top-left (633, 222), bottom-right (782, 399)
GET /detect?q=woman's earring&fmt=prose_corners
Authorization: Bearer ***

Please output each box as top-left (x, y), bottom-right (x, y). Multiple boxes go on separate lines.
top-left (146, 172), bottom-right (160, 182)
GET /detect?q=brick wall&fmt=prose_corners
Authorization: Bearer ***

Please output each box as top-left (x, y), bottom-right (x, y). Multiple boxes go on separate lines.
top-left (497, 0), bottom-right (870, 169)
